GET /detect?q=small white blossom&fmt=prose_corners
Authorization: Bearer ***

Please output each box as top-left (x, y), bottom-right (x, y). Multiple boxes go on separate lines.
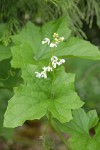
top-left (51, 56), bottom-right (58, 62)
top-left (50, 43), bottom-right (57, 48)
top-left (60, 59), bottom-right (65, 63)
top-left (42, 38), bottom-right (50, 45)
top-left (57, 59), bottom-right (65, 65)
top-left (51, 56), bottom-right (59, 68)
top-left (35, 71), bottom-right (47, 79)
top-left (51, 56), bottom-right (65, 68)
top-left (41, 71), bottom-right (47, 78)
top-left (35, 72), bottom-right (42, 78)
top-left (46, 66), bottom-right (53, 72)
top-left (52, 61), bottom-right (58, 68)
top-left (48, 66), bottom-right (52, 71)
top-left (42, 67), bottom-right (47, 72)
top-left (42, 66), bottom-right (52, 72)
top-left (60, 37), bottom-right (64, 41)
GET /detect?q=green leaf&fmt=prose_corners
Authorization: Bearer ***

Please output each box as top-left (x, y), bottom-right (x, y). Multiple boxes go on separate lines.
top-left (0, 44), bottom-right (12, 61)
top-left (12, 22), bottom-right (42, 56)
top-left (0, 89), bottom-right (14, 139)
top-left (43, 37), bottom-right (100, 60)
top-left (42, 17), bottom-right (71, 41)
top-left (4, 66), bottom-right (84, 128)
top-left (10, 18), bottom-right (100, 69)
top-left (48, 91), bottom-right (83, 123)
top-left (10, 17), bottom-right (71, 68)
top-left (57, 108), bottom-right (100, 150)
top-left (11, 43), bottom-right (35, 68)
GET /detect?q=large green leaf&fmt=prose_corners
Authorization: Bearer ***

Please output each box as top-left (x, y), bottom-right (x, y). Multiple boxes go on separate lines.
top-left (43, 37), bottom-right (100, 60)
top-left (4, 66), bottom-right (84, 128)
top-left (57, 108), bottom-right (100, 150)
top-left (11, 17), bottom-right (71, 68)
top-left (10, 17), bottom-right (100, 69)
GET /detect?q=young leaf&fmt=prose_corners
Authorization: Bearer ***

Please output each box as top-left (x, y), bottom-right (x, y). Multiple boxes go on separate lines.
top-left (4, 66), bottom-right (84, 128)
top-left (57, 108), bottom-right (100, 150)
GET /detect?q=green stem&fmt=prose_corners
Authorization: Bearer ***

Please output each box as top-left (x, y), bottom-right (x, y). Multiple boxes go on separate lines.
top-left (49, 48), bottom-right (71, 149)
top-left (51, 121), bottom-right (71, 150)
top-left (42, 121), bottom-right (49, 149)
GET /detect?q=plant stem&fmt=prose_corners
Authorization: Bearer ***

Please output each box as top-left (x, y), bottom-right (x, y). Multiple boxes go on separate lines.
top-left (51, 121), bottom-right (71, 150)
top-left (48, 48), bottom-right (71, 149)
top-left (42, 121), bottom-right (49, 150)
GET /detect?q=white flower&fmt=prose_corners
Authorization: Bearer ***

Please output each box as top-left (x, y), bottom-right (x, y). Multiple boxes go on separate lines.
top-left (57, 59), bottom-right (65, 65)
top-left (35, 71), bottom-right (47, 79)
top-left (51, 56), bottom-right (65, 68)
top-left (42, 38), bottom-right (50, 45)
top-left (42, 66), bottom-right (52, 72)
top-left (52, 61), bottom-right (57, 68)
top-left (51, 56), bottom-right (58, 62)
top-left (50, 43), bottom-right (57, 48)
top-left (42, 67), bottom-right (47, 72)
top-left (35, 72), bottom-right (42, 78)
top-left (41, 71), bottom-right (47, 78)
top-left (46, 66), bottom-right (53, 72)
top-left (51, 56), bottom-right (59, 68)
top-left (60, 37), bottom-right (64, 41)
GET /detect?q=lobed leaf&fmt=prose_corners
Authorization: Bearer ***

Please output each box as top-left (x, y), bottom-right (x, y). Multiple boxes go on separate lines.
top-left (4, 66), bottom-right (84, 127)
top-left (57, 108), bottom-right (100, 150)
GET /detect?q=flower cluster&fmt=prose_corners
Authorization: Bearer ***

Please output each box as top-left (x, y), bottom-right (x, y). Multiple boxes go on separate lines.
top-left (35, 56), bottom-right (65, 79)
top-left (35, 33), bottom-right (65, 79)
top-left (42, 33), bottom-right (64, 48)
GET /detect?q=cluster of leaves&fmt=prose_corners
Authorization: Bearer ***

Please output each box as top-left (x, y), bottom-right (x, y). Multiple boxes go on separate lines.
top-left (2, 17), bottom-right (100, 149)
